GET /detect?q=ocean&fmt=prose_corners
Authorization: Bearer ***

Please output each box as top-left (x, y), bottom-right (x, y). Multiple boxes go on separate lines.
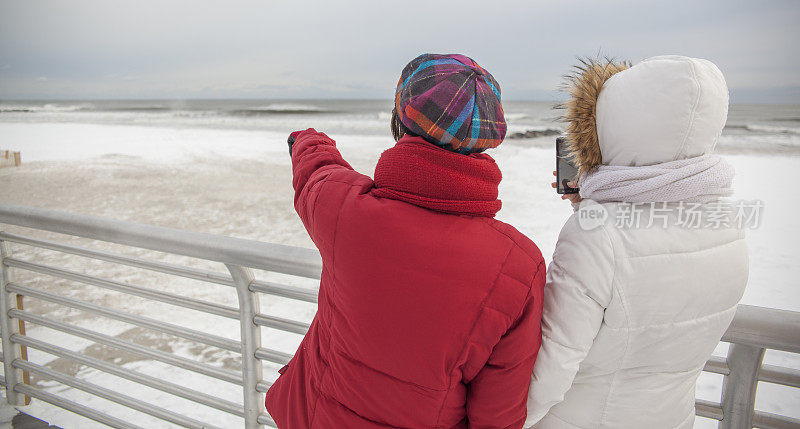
top-left (1, 99), bottom-right (799, 155)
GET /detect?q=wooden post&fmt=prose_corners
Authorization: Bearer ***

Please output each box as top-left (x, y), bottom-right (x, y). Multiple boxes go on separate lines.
top-left (0, 151), bottom-right (21, 167)
top-left (15, 295), bottom-right (30, 405)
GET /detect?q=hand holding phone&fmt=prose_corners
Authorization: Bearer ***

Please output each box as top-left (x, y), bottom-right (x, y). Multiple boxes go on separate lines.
top-left (551, 172), bottom-right (582, 203)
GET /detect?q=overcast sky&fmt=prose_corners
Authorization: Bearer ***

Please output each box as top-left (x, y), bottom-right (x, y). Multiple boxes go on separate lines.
top-left (1, 0), bottom-right (798, 103)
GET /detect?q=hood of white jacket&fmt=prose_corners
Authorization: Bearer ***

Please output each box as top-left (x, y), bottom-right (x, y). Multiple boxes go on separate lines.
top-left (595, 55), bottom-right (729, 167)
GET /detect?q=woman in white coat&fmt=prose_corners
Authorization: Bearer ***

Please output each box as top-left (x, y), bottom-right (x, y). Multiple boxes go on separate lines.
top-left (525, 56), bottom-right (749, 428)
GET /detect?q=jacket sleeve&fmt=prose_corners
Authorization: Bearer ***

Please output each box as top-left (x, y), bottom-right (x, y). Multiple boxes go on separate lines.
top-left (466, 261), bottom-right (546, 429)
top-left (524, 215), bottom-right (614, 427)
top-left (291, 128), bottom-right (373, 249)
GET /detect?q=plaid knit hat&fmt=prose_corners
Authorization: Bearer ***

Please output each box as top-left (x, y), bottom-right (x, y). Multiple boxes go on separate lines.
top-left (395, 54), bottom-right (506, 153)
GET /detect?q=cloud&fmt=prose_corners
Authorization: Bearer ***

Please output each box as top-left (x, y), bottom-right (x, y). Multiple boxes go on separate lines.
top-left (0, 0), bottom-right (798, 102)
top-left (36, 76), bottom-right (48, 82)
top-left (0, 65), bottom-right (9, 70)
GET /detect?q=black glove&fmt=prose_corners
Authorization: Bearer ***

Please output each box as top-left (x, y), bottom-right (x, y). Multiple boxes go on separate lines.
top-left (287, 130), bottom-right (304, 156)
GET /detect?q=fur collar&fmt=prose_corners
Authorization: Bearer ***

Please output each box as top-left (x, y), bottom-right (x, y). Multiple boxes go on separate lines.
top-left (558, 57), bottom-right (629, 176)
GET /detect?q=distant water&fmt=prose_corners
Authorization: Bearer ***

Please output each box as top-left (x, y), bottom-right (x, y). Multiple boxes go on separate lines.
top-left (1, 99), bottom-right (798, 155)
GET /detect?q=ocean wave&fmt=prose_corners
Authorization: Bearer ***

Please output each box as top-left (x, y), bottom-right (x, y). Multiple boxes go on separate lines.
top-left (231, 103), bottom-right (331, 116)
top-left (504, 113), bottom-right (529, 121)
top-left (0, 103), bottom-right (94, 113)
top-left (507, 128), bottom-right (562, 139)
top-left (747, 124), bottom-right (800, 134)
top-left (725, 124), bottom-right (800, 135)
top-left (716, 134), bottom-right (800, 155)
top-left (107, 106), bottom-right (172, 112)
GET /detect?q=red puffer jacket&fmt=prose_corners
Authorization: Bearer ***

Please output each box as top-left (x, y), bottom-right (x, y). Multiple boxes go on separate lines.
top-left (265, 129), bottom-right (545, 428)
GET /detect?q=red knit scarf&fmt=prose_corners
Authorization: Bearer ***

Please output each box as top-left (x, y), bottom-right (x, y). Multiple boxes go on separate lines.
top-left (372, 136), bottom-right (502, 217)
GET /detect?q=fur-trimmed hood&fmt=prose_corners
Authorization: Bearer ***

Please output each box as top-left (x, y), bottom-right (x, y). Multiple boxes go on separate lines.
top-left (561, 55), bottom-right (729, 176)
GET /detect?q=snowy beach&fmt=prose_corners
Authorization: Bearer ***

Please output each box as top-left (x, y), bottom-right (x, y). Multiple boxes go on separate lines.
top-left (1, 101), bottom-right (799, 427)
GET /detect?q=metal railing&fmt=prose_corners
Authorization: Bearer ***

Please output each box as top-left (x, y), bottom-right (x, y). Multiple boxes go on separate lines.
top-left (0, 203), bottom-right (797, 428)
top-left (0, 203), bottom-right (322, 428)
top-left (696, 305), bottom-right (800, 428)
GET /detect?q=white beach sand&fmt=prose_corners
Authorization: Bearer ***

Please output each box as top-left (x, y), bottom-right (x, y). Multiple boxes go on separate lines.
top-left (0, 122), bottom-right (798, 427)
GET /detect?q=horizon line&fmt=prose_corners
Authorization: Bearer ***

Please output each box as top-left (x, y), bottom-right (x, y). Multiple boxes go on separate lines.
top-left (0, 97), bottom-right (798, 106)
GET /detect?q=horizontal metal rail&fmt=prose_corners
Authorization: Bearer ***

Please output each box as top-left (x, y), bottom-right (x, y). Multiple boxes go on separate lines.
top-left (722, 305), bottom-right (800, 354)
top-left (0, 231), bottom-right (238, 288)
top-left (753, 411), bottom-right (800, 428)
top-left (12, 333), bottom-right (244, 417)
top-left (254, 313), bottom-right (310, 335)
top-left (703, 356), bottom-right (730, 376)
top-left (7, 282), bottom-right (241, 352)
top-left (256, 380), bottom-right (273, 393)
top-left (4, 257), bottom-right (239, 319)
top-left (14, 359), bottom-right (220, 429)
top-left (695, 398), bottom-right (725, 421)
top-left (255, 347), bottom-right (293, 366)
top-left (258, 413), bottom-right (277, 428)
top-left (15, 383), bottom-right (143, 429)
top-left (759, 364), bottom-right (800, 389)
top-left (2, 230), bottom-right (318, 302)
top-left (10, 309), bottom-right (242, 385)
top-left (249, 280), bottom-right (318, 304)
top-left (0, 203), bottom-right (322, 278)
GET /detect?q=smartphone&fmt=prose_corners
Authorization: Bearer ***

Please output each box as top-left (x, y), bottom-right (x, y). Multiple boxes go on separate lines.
top-left (556, 137), bottom-right (579, 194)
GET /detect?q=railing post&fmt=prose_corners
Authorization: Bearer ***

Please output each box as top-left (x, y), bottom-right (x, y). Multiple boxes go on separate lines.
top-left (719, 343), bottom-right (765, 429)
top-left (15, 295), bottom-right (31, 405)
top-left (0, 236), bottom-right (24, 405)
top-left (226, 264), bottom-right (263, 429)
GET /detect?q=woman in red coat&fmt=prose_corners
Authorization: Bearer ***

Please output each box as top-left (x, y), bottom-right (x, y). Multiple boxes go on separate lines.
top-left (266, 54), bottom-right (546, 428)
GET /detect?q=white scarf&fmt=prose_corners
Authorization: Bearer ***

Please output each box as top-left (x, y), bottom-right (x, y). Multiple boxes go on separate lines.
top-left (578, 154), bottom-right (735, 203)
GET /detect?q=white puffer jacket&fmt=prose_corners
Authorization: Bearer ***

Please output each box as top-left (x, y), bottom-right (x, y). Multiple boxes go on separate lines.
top-left (525, 56), bottom-right (749, 428)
